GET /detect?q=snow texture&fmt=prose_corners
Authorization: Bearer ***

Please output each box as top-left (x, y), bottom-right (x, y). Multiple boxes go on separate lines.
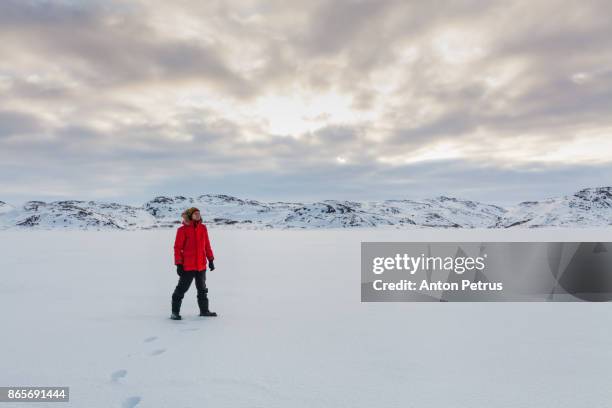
top-left (1, 228), bottom-right (611, 407)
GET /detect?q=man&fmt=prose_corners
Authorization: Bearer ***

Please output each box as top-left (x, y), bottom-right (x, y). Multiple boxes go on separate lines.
top-left (171, 207), bottom-right (217, 320)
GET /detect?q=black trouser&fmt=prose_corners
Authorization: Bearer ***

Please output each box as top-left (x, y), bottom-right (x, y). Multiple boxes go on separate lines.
top-left (171, 270), bottom-right (210, 314)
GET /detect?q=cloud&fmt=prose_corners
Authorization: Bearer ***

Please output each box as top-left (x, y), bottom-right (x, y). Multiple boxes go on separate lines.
top-left (0, 0), bottom-right (611, 204)
top-left (0, 110), bottom-right (44, 138)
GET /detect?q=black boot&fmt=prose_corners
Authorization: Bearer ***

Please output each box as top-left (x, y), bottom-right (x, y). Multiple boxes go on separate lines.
top-left (171, 295), bottom-right (183, 320)
top-left (198, 291), bottom-right (217, 317)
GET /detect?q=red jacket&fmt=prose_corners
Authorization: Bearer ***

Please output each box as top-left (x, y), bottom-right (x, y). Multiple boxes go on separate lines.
top-left (174, 220), bottom-right (214, 271)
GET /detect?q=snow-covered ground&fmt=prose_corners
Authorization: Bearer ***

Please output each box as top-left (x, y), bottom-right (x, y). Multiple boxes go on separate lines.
top-left (1, 229), bottom-right (612, 407)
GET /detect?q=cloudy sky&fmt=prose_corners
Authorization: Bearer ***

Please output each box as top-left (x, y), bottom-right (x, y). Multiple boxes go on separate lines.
top-left (1, 0), bottom-right (611, 205)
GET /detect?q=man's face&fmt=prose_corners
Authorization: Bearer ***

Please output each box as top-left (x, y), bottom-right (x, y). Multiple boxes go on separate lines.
top-left (192, 211), bottom-right (201, 221)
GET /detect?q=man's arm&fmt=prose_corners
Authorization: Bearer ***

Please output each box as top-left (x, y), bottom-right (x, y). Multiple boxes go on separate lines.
top-left (174, 228), bottom-right (185, 265)
top-left (203, 225), bottom-right (214, 262)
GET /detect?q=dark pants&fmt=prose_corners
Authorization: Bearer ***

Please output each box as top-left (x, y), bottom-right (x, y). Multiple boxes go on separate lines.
top-left (171, 270), bottom-right (210, 314)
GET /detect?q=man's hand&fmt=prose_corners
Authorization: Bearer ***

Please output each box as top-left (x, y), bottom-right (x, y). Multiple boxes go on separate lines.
top-left (176, 264), bottom-right (184, 276)
top-left (208, 259), bottom-right (215, 271)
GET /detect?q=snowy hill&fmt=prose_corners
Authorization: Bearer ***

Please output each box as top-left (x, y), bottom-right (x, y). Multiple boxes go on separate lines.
top-left (0, 200), bottom-right (14, 214)
top-left (144, 195), bottom-right (282, 228)
top-left (0, 200), bottom-right (156, 230)
top-left (0, 187), bottom-right (610, 230)
top-left (500, 187), bottom-right (612, 228)
top-left (142, 195), bottom-right (507, 229)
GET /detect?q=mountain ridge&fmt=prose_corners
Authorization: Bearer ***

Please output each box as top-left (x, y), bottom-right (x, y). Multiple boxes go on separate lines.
top-left (1, 187), bottom-right (610, 230)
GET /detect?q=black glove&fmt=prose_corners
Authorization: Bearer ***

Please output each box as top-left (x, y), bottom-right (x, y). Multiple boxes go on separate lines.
top-left (176, 264), bottom-right (184, 276)
top-left (208, 259), bottom-right (215, 271)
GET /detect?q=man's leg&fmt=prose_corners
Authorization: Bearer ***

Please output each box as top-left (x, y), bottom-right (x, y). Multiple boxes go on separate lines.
top-left (171, 271), bottom-right (195, 317)
top-left (195, 270), bottom-right (217, 316)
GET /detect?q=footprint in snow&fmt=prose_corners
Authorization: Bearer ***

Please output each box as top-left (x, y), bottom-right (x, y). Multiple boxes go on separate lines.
top-left (143, 336), bottom-right (158, 343)
top-left (149, 348), bottom-right (166, 356)
top-left (110, 369), bottom-right (127, 383)
top-left (121, 396), bottom-right (141, 408)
